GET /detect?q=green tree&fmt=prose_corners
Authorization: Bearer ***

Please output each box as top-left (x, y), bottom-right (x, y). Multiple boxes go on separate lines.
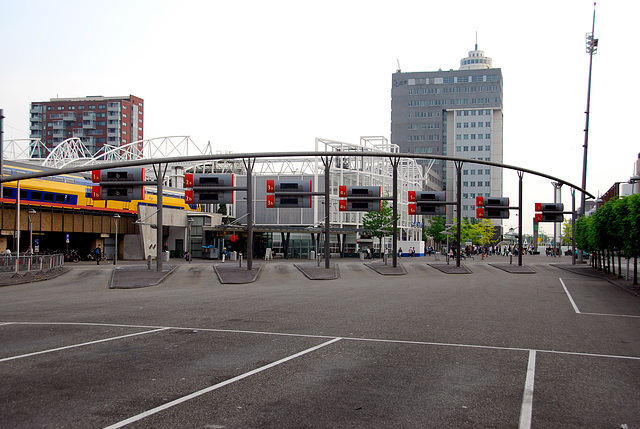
top-left (424, 215), bottom-right (446, 248)
top-left (473, 219), bottom-right (498, 247)
top-left (561, 218), bottom-right (572, 245)
top-left (362, 198), bottom-right (398, 259)
top-left (449, 218), bottom-right (497, 249)
top-left (621, 194), bottom-right (640, 284)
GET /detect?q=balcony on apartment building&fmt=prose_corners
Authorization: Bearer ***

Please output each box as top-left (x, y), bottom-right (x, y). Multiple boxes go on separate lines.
top-left (30, 105), bottom-right (44, 114)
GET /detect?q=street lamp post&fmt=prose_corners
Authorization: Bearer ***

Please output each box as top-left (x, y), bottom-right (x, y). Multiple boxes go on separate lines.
top-left (28, 208), bottom-right (36, 252)
top-left (113, 214), bottom-right (120, 265)
top-left (187, 217), bottom-right (193, 263)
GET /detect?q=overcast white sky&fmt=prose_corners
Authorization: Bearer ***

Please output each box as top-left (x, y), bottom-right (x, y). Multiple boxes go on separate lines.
top-left (1, 0), bottom-right (637, 235)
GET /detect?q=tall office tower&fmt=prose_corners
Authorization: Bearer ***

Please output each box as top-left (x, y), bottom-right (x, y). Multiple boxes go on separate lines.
top-left (391, 45), bottom-right (503, 221)
top-left (29, 95), bottom-right (144, 156)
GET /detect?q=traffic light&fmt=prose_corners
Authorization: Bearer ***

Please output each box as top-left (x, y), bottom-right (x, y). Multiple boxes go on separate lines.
top-left (476, 196), bottom-right (510, 219)
top-left (408, 191), bottom-right (446, 215)
top-left (91, 167), bottom-right (145, 201)
top-left (184, 173), bottom-right (234, 204)
top-left (534, 203), bottom-right (564, 222)
top-left (266, 179), bottom-right (312, 208)
top-left (338, 186), bottom-right (381, 212)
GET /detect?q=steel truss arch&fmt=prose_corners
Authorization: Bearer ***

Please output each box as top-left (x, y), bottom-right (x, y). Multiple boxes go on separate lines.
top-left (2, 138), bottom-right (51, 161)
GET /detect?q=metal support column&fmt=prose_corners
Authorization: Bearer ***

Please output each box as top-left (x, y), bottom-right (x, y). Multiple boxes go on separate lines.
top-left (391, 158), bottom-right (399, 268)
top-left (571, 188), bottom-right (576, 265)
top-left (552, 182), bottom-right (563, 257)
top-left (518, 171), bottom-right (524, 267)
top-left (245, 158), bottom-right (254, 270)
top-left (156, 164), bottom-right (165, 272)
top-left (323, 156), bottom-right (332, 269)
top-left (455, 161), bottom-right (463, 268)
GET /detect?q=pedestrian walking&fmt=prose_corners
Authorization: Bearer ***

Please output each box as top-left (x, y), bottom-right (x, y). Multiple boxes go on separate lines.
top-left (95, 244), bottom-right (101, 265)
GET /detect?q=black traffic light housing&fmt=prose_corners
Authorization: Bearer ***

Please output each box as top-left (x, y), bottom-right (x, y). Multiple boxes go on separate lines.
top-left (266, 179), bottom-right (313, 208)
top-left (338, 186), bottom-right (382, 212)
top-left (408, 191), bottom-right (446, 215)
top-left (476, 196), bottom-right (510, 219)
top-left (534, 203), bottom-right (564, 222)
top-left (184, 173), bottom-right (234, 204)
top-left (91, 167), bottom-right (145, 201)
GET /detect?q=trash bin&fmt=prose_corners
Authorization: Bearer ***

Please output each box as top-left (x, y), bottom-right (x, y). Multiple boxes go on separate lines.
top-left (163, 251), bottom-right (170, 262)
top-left (360, 251), bottom-right (365, 261)
top-left (309, 250), bottom-right (316, 260)
top-left (230, 251), bottom-right (237, 261)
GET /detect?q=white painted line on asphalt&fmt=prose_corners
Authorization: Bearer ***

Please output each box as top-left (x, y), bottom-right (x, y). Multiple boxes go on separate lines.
top-left (559, 279), bottom-right (640, 318)
top-left (0, 327), bottom-right (169, 363)
top-left (580, 312), bottom-right (640, 318)
top-left (518, 350), bottom-right (536, 429)
top-left (559, 278), bottom-right (581, 313)
top-left (103, 337), bottom-right (343, 429)
top-left (7, 321), bottom-right (640, 361)
top-left (0, 322), bottom-right (14, 326)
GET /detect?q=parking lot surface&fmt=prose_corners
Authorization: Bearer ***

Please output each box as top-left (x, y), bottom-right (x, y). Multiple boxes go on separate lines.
top-left (1, 255), bottom-right (638, 428)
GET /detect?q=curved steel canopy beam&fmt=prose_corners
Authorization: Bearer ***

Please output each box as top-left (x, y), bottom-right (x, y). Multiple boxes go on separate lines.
top-left (0, 151), bottom-right (596, 199)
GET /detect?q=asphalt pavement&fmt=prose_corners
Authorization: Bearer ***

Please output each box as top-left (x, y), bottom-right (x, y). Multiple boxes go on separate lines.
top-left (0, 253), bottom-right (639, 428)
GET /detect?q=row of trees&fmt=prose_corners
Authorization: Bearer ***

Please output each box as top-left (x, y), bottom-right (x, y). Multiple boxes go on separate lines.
top-left (423, 216), bottom-right (498, 249)
top-left (574, 193), bottom-right (640, 284)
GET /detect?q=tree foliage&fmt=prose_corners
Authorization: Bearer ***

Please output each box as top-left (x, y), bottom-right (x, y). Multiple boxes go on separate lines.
top-left (424, 215), bottom-right (447, 245)
top-left (362, 198), bottom-right (398, 258)
top-left (450, 218), bottom-right (498, 247)
top-left (575, 194), bottom-right (640, 283)
top-left (561, 218), bottom-right (572, 245)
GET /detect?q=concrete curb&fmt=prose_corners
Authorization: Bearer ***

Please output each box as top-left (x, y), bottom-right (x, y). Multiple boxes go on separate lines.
top-left (0, 267), bottom-right (71, 287)
top-left (489, 263), bottom-right (536, 274)
top-left (427, 263), bottom-right (472, 274)
top-left (108, 265), bottom-right (179, 289)
top-left (364, 262), bottom-right (406, 276)
top-left (213, 264), bottom-right (263, 284)
top-left (294, 263), bottom-right (339, 280)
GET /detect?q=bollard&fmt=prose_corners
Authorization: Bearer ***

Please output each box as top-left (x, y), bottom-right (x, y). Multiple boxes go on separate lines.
top-left (238, 253), bottom-right (242, 267)
top-left (147, 255), bottom-right (152, 270)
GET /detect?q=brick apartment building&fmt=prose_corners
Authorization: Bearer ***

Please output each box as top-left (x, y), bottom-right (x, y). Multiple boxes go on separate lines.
top-left (29, 95), bottom-right (144, 155)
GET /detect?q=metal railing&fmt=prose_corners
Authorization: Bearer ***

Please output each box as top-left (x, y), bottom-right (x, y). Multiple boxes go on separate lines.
top-left (0, 253), bottom-right (65, 276)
